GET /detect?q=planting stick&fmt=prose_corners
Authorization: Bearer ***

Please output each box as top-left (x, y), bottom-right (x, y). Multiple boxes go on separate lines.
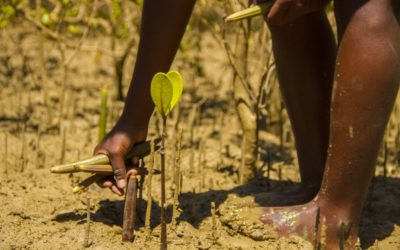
top-left (172, 131), bottom-right (182, 224)
top-left (225, 1), bottom-right (274, 22)
top-left (98, 86), bottom-right (108, 142)
top-left (145, 140), bottom-right (155, 237)
top-left (51, 139), bottom-right (160, 173)
top-left (160, 118), bottom-right (167, 250)
top-left (122, 175), bottom-right (138, 242)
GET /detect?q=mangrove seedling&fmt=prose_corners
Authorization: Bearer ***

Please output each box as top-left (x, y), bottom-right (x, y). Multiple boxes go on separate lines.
top-left (224, 1), bottom-right (274, 22)
top-left (150, 71), bottom-right (183, 250)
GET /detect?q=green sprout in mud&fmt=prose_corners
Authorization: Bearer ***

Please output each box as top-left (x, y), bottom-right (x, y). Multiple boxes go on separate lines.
top-left (150, 71), bottom-right (183, 250)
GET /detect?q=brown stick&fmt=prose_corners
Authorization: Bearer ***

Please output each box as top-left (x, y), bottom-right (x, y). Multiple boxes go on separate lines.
top-left (122, 175), bottom-right (138, 242)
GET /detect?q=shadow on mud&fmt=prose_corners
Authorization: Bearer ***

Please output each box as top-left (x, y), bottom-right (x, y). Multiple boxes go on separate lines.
top-left (53, 174), bottom-right (400, 249)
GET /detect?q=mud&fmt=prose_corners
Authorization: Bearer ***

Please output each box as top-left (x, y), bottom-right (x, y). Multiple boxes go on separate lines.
top-left (1, 24), bottom-right (400, 250)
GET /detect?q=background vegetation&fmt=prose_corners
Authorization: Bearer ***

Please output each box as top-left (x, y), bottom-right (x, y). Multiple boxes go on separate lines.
top-left (0, 1), bottom-right (399, 249)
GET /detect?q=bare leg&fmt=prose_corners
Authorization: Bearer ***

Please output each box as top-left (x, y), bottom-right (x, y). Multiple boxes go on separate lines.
top-left (222, 0), bottom-right (400, 248)
top-left (251, 10), bottom-right (336, 206)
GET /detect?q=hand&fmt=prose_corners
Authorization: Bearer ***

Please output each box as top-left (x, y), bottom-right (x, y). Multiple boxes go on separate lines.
top-left (94, 117), bottom-right (148, 196)
top-left (265, 0), bottom-right (331, 25)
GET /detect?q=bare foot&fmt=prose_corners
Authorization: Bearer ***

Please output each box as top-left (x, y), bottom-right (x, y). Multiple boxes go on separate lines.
top-left (220, 197), bottom-right (360, 249)
top-left (254, 183), bottom-right (319, 206)
top-left (227, 183), bottom-right (319, 209)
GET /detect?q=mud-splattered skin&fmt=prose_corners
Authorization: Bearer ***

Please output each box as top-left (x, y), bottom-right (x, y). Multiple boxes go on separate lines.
top-left (259, 200), bottom-right (359, 248)
top-left (222, 0), bottom-right (400, 249)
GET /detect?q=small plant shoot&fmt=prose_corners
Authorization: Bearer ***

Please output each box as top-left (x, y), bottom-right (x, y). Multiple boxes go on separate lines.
top-left (150, 70), bottom-right (183, 250)
top-left (151, 71), bottom-right (183, 118)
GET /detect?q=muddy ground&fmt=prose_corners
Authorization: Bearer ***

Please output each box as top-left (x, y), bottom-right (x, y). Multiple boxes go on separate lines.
top-left (1, 23), bottom-right (400, 250)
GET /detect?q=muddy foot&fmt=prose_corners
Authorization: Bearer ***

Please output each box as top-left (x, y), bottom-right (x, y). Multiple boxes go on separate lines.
top-left (220, 195), bottom-right (361, 249)
top-left (225, 184), bottom-right (319, 209)
top-left (219, 195), bottom-right (278, 241)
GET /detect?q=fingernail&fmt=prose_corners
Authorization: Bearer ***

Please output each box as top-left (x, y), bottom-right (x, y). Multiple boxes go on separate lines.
top-left (117, 179), bottom-right (126, 189)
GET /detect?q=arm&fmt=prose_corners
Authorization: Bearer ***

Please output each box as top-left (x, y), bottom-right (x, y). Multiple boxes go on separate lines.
top-left (95, 0), bottom-right (196, 195)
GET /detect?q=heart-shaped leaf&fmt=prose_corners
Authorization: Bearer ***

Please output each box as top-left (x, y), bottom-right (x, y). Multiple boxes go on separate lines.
top-left (167, 71), bottom-right (183, 111)
top-left (150, 71), bottom-right (183, 117)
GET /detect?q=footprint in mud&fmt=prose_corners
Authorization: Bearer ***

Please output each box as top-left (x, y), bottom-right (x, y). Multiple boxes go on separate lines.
top-left (218, 194), bottom-right (313, 249)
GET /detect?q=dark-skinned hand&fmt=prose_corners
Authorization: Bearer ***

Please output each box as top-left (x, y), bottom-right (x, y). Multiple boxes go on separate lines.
top-left (94, 117), bottom-right (148, 196)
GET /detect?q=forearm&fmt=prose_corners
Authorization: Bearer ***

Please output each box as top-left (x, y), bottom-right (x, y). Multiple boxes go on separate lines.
top-left (120, 0), bottom-right (196, 129)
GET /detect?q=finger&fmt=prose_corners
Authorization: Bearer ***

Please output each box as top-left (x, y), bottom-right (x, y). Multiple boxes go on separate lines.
top-left (111, 185), bottom-right (124, 196)
top-left (96, 176), bottom-right (113, 188)
top-left (127, 167), bottom-right (149, 177)
top-left (97, 179), bottom-right (113, 188)
top-left (266, 1), bottom-right (290, 25)
top-left (93, 142), bottom-right (107, 156)
top-left (109, 153), bottom-right (127, 189)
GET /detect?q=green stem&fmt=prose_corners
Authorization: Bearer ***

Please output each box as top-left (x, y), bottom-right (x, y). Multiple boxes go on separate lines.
top-left (98, 86), bottom-right (108, 142)
top-left (160, 117), bottom-right (167, 250)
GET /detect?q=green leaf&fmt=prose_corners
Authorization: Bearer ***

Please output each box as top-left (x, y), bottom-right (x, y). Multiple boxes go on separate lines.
top-left (150, 71), bottom-right (183, 118)
top-left (166, 71), bottom-right (183, 112)
top-left (151, 73), bottom-right (174, 117)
